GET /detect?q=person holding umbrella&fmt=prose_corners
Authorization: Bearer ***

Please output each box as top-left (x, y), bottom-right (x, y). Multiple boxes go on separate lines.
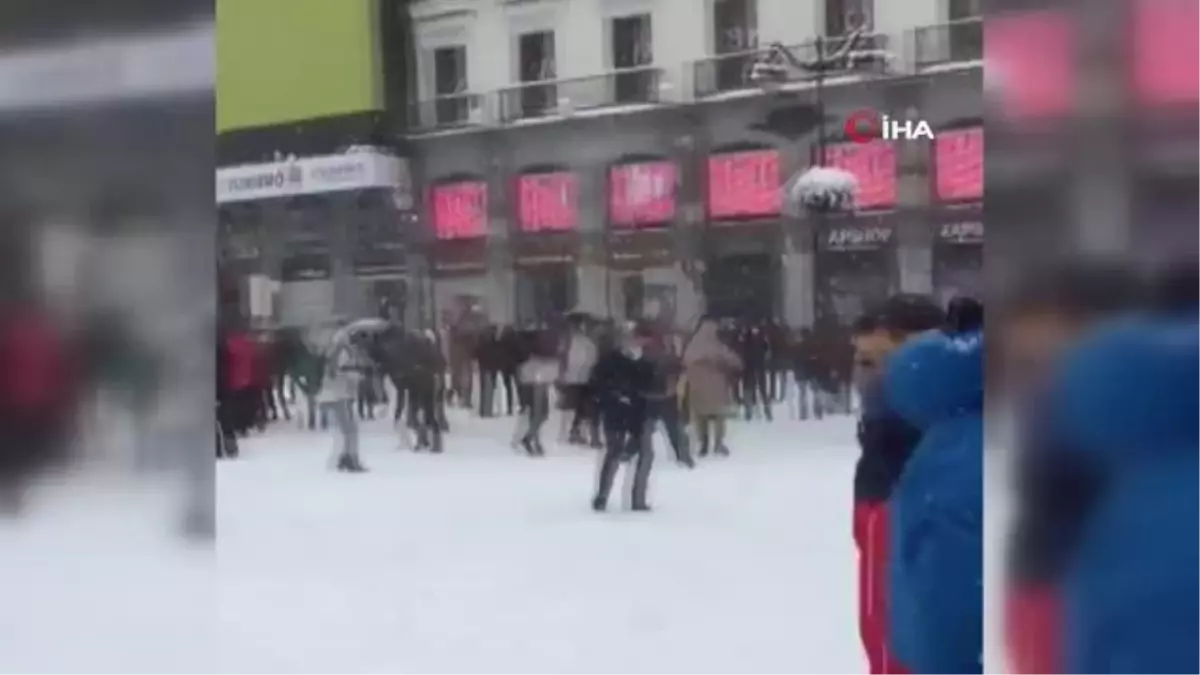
top-left (321, 318), bottom-right (386, 472)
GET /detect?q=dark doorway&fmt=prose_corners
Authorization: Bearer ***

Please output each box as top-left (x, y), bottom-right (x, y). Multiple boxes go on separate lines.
top-left (933, 243), bottom-right (983, 309)
top-left (622, 274), bottom-right (646, 320)
top-left (815, 250), bottom-right (894, 326)
top-left (370, 278), bottom-right (408, 321)
top-left (703, 253), bottom-right (778, 320)
top-left (517, 265), bottom-right (577, 324)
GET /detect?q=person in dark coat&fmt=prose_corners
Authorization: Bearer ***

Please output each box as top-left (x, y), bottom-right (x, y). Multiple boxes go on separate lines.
top-left (515, 329), bottom-right (559, 456)
top-left (216, 334), bottom-right (239, 459)
top-left (998, 262), bottom-right (1145, 674)
top-left (765, 318), bottom-right (789, 402)
top-left (806, 323), bottom-right (842, 419)
top-left (790, 327), bottom-right (819, 420)
top-left (590, 323), bottom-right (657, 512)
top-left (498, 324), bottom-right (523, 415)
top-left (405, 329), bottom-right (446, 452)
top-left (644, 327), bottom-right (694, 468)
top-left (736, 322), bottom-right (772, 421)
top-left (849, 294), bottom-right (946, 674)
top-left (475, 325), bottom-right (504, 418)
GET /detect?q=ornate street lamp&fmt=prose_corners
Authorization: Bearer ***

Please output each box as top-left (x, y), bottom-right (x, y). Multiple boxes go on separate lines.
top-left (748, 23), bottom-right (886, 214)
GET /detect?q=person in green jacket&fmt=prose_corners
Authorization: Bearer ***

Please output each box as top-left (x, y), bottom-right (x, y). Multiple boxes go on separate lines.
top-left (290, 342), bottom-right (326, 431)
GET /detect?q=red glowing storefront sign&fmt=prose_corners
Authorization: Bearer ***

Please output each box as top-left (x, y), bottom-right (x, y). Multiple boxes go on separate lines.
top-left (609, 161), bottom-right (677, 227)
top-left (707, 149), bottom-right (782, 219)
top-left (431, 181), bottom-right (488, 240)
top-left (824, 140), bottom-right (897, 209)
top-left (986, 11), bottom-right (1074, 121)
top-left (517, 172), bottom-right (579, 232)
top-left (935, 128), bottom-right (984, 202)
top-left (1131, 0), bottom-right (1198, 106)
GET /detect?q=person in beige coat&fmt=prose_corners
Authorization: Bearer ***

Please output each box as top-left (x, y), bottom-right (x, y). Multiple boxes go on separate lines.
top-left (682, 317), bottom-right (742, 456)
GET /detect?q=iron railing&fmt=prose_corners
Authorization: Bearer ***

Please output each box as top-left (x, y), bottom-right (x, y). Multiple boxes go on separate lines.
top-left (410, 92), bottom-right (489, 132)
top-left (912, 17), bottom-right (983, 71)
top-left (691, 32), bottom-right (890, 99)
top-left (496, 65), bottom-right (664, 122)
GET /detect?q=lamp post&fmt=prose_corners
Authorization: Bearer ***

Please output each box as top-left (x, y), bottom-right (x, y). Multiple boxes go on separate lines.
top-left (749, 25), bottom-right (874, 213)
top-left (747, 20), bottom-right (887, 326)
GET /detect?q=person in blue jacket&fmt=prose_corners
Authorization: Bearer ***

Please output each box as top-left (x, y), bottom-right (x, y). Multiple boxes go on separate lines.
top-left (884, 327), bottom-right (984, 674)
top-left (1048, 277), bottom-right (1198, 674)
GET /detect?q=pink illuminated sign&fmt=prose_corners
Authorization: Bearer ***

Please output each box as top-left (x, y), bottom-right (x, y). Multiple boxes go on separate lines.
top-left (935, 128), bottom-right (983, 202)
top-left (707, 149), bottom-right (782, 219)
top-left (431, 181), bottom-right (487, 240)
top-left (609, 161), bottom-right (677, 227)
top-left (824, 140), bottom-right (897, 209)
top-left (518, 172), bottom-right (579, 232)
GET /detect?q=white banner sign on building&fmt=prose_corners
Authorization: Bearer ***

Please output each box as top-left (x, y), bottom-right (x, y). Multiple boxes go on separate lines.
top-left (216, 149), bottom-right (412, 204)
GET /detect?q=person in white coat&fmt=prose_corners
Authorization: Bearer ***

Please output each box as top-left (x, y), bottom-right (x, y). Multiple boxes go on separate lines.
top-left (560, 321), bottom-right (599, 445)
top-left (320, 333), bottom-right (371, 472)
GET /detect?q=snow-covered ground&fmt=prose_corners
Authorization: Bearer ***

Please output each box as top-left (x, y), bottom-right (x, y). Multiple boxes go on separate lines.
top-left (3, 408), bottom-right (878, 673)
top-left (217, 411), bottom-right (865, 673)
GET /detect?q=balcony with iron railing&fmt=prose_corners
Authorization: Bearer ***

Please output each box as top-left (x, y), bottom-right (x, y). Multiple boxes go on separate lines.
top-left (496, 65), bottom-right (665, 123)
top-left (410, 92), bottom-right (490, 132)
top-left (691, 32), bottom-right (890, 99)
top-left (911, 17), bottom-right (983, 72)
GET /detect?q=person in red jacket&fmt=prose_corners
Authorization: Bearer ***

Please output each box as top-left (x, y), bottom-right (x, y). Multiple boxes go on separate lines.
top-left (223, 330), bottom-right (259, 436)
top-left (0, 309), bottom-right (76, 512)
top-left (849, 295), bottom-right (945, 674)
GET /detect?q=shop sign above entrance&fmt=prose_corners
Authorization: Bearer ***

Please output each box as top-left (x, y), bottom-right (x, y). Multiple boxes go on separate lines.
top-left (216, 149), bottom-right (412, 204)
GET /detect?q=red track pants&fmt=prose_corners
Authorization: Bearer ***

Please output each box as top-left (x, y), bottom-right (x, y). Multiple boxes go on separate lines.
top-left (854, 501), bottom-right (910, 675)
top-left (1005, 584), bottom-right (1062, 674)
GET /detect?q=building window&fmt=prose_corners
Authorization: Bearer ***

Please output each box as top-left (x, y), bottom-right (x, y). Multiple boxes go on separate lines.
top-left (611, 14), bottom-right (654, 103)
top-left (432, 45), bottom-right (468, 125)
top-left (947, 0), bottom-right (982, 63)
top-left (824, 0), bottom-right (873, 37)
top-left (518, 31), bottom-right (556, 117)
top-left (949, 0), bottom-right (982, 20)
top-left (712, 0), bottom-right (757, 92)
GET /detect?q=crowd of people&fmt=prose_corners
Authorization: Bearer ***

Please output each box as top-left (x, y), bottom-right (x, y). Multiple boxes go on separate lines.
top-left (215, 313), bottom-right (869, 508)
top-left (213, 259), bottom-right (1198, 673)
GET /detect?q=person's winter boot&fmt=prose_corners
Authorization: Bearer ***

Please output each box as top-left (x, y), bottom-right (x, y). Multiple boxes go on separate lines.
top-left (631, 503), bottom-right (652, 512)
top-left (337, 455), bottom-right (368, 473)
top-left (591, 497), bottom-right (607, 512)
top-left (714, 444), bottom-right (730, 457)
top-left (520, 436), bottom-right (537, 456)
top-left (677, 456), bottom-right (696, 469)
top-left (533, 438), bottom-right (547, 456)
